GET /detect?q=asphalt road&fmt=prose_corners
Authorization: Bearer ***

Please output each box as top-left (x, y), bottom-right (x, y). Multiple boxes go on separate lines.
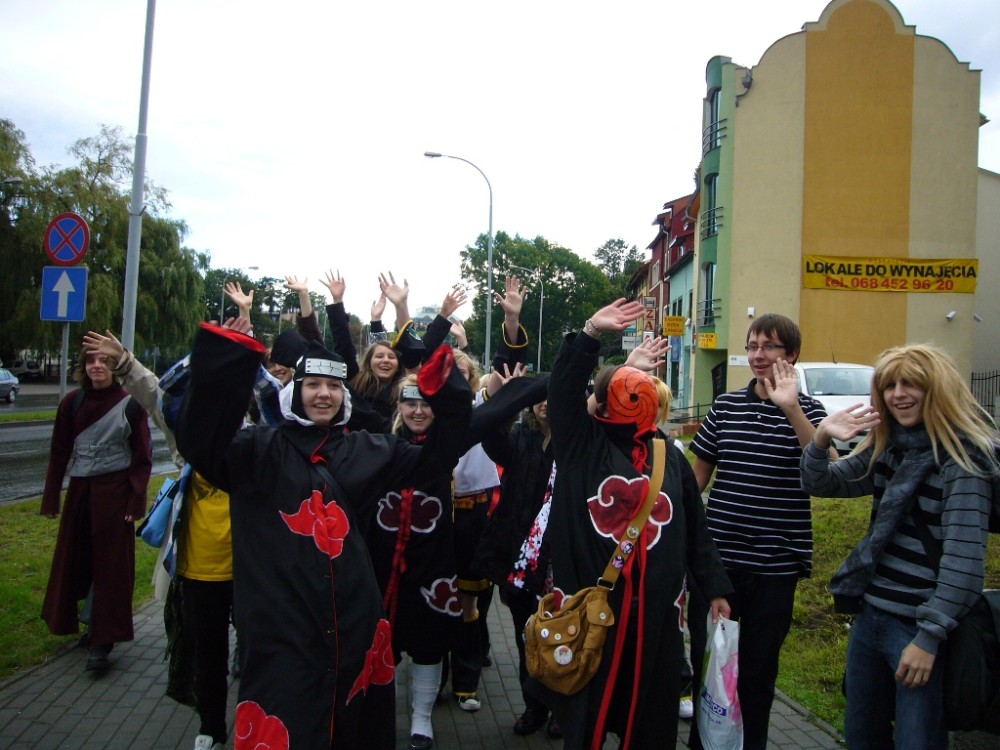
top-left (0, 383), bottom-right (176, 504)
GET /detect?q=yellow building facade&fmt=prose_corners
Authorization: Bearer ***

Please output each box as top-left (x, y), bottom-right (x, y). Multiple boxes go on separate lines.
top-left (692, 0), bottom-right (983, 405)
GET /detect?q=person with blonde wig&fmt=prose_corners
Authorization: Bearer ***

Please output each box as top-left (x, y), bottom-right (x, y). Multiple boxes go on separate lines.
top-left (801, 343), bottom-right (997, 750)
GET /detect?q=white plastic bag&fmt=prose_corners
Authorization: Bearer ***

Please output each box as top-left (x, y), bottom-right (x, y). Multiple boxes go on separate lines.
top-left (697, 614), bottom-right (743, 750)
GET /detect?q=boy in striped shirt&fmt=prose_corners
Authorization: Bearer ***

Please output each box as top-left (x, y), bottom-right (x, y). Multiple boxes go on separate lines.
top-left (687, 313), bottom-right (827, 750)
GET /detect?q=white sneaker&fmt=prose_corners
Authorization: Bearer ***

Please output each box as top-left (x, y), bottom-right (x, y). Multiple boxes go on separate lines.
top-left (194, 735), bottom-right (224, 750)
top-left (679, 697), bottom-right (694, 719)
top-left (456, 694), bottom-right (481, 712)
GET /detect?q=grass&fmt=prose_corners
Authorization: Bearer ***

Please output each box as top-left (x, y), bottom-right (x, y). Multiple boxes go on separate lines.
top-left (0, 477), bottom-right (165, 682)
top-left (0, 410), bottom-right (56, 424)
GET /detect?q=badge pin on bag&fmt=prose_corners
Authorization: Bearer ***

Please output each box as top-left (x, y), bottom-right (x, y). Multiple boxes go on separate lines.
top-left (697, 614), bottom-right (743, 750)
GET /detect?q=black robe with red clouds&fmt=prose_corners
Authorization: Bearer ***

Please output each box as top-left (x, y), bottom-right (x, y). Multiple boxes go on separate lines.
top-left (175, 324), bottom-right (470, 750)
top-left (534, 332), bottom-right (733, 750)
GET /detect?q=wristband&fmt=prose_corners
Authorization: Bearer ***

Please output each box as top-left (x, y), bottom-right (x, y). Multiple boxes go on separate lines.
top-left (584, 319), bottom-right (602, 338)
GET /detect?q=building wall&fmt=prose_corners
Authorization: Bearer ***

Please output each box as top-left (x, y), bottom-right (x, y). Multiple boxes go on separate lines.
top-left (702, 0), bottom-right (982, 396)
top-left (973, 169), bottom-right (1000, 372)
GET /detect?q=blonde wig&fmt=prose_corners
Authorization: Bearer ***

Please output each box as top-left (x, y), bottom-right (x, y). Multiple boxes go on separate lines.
top-left (858, 343), bottom-right (998, 474)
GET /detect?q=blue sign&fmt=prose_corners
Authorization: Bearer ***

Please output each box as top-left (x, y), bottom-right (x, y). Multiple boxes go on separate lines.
top-left (40, 266), bottom-right (88, 322)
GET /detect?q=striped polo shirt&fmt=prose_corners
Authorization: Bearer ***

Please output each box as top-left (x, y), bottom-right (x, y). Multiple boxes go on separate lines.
top-left (690, 380), bottom-right (827, 578)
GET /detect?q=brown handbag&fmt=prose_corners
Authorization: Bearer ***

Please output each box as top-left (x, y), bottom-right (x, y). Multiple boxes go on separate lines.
top-left (524, 439), bottom-right (665, 695)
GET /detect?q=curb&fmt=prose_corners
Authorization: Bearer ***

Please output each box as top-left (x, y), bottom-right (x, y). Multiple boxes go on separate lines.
top-left (0, 597), bottom-right (161, 693)
top-left (773, 687), bottom-right (846, 745)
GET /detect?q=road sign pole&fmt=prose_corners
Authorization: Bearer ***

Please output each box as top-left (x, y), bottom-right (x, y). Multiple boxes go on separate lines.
top-left (60, 323), bottom-right (70, 403)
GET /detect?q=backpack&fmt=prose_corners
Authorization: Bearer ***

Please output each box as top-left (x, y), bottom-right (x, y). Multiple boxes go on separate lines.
top-left (912, 509), bottom-right (1000, 734)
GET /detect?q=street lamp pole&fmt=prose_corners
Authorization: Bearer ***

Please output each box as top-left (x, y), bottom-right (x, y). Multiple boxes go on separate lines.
top-left (510, 264), bottom-right (543, 372)
top-left (424, 151), bottom-right (494, 364)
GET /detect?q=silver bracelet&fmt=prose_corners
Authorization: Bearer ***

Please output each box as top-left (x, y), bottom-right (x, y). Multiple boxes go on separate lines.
top-left (583, 319), bottom-right (601, 337)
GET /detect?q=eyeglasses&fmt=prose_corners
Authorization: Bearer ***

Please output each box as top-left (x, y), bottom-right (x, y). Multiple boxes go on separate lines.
top-left (744, 343), bottom-right (786, 353)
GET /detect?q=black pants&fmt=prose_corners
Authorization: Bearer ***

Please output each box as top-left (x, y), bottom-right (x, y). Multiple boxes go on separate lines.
top-left (506, 587), bottom-right (549, 712)
top-left (451, 586), bottom-right (494, 695)
top-left (180, 577), bottom-right (233, 744)
top-left (688, 570), bottom-right (797, 750)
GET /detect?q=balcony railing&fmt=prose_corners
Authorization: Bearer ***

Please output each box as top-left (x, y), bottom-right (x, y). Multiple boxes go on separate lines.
top-left (702, 118), bottom-right (727, 155)
top-left (700, 206), bottom-right (723, 239)
top-left (697, 297), bottom-right (723, 327)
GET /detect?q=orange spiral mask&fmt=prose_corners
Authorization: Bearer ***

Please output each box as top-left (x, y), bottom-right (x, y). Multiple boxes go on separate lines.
top-left (599, 367), bottom-right (659, 434)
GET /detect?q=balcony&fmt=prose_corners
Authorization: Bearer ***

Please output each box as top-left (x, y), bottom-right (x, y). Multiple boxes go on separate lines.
top-left (700, 206), bottom-right (723, 239)
top-left (702, 118), bottom-right (727, 155)
top-left (697, 297), bottom-right (723, 327)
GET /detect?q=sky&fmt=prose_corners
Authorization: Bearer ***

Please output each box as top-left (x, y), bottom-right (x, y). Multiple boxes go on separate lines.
top-left (3, 0), bottom-right (998, 317)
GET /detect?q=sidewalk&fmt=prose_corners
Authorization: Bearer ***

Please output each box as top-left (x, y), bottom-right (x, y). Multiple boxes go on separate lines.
top-left (0, 597), bottom-right (847, 750)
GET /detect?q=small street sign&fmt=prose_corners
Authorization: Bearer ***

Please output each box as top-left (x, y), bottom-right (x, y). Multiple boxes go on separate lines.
top-left (40, 266), bottom-right (88, 322)
top-left (44, 213), bottom-right (90, 266)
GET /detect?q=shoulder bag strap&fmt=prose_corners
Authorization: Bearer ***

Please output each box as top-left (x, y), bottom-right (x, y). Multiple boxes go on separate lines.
top-left (312, 461), bottom-right (350, 505)
top-left (598, 438), bottom-right (665, 589)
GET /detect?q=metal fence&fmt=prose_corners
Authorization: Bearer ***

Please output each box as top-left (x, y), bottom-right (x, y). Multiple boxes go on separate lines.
top-left (971, 370), bottom-right (1000, 417)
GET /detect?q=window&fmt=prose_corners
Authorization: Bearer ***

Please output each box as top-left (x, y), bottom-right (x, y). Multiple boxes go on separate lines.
top-left (701, 173), bottom-right (721, 238)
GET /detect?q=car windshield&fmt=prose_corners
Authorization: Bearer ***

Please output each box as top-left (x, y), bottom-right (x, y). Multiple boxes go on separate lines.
top-left (804, 367), bottom-right (873, 396)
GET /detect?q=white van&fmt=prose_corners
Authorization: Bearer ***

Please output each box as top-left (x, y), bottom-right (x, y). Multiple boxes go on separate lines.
top-left (794, 362), bottom-right (874, 454)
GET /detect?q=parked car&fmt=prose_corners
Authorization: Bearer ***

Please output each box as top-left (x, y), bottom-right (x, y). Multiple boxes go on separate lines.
top-left (794, 361), bottom-right (874, 453)
top-left (0, 368), bottom-right (20, 403)
top-left (8, 359), bottom-right (42, 381)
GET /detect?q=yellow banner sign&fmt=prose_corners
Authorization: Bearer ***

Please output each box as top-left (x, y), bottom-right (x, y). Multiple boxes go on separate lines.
top-left (663, 315), bottom-right (686, 336)
top-left (802, 256), bottom-right (978, 293)
top-left (697, 332), bottom-right (717, 349)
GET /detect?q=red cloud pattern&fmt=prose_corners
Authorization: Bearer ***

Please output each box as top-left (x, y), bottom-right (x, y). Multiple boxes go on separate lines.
top-left (234, 701), bottom-right (289, 750)
top-left (376, 491), bottom-right (442, 533)
top-left (280, 490), bottom-right (350, 558)
top-left (421, 576), bottom-right (462, 615)
top-left (347, 619), bottom-right (395, 703)
top-left (587, 475), bottom-right (672, 549)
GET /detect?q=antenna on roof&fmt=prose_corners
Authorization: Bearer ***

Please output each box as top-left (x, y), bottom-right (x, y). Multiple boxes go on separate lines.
top-left (829, 339), bottom-right (838, 364)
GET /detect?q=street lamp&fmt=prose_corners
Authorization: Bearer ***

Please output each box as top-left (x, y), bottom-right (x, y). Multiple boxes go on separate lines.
top-left (424, 151), bottom-right (494, 364)
top-left (220, 266), bottom-right (259, 321)
top-left (509, 264), bottom-right (544, 373)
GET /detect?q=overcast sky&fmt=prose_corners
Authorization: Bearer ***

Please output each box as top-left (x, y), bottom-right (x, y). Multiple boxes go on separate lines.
top-left (3, 0), bottom-right (998, 316)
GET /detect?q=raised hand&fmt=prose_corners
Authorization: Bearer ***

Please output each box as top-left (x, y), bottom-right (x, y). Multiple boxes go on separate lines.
top-left (283, 276), bottom-right (309, 295)
top-left (814, 404), bottom-right (880, 447)
top-left (320, 270), bottom-right (346, 304)
top-left (378, 271), bottom-right (409, 306)
top-left (589, 298), bottom-right (645, 333)
top-left (225, 281), bottom-right (254, 314)
top-left (371, 292), bottom-right (388, 321)
top-left (495, 274), bottom-right (525, 318)
top-left (440, 284), bottom-right (468, 319)
top-left (222, 316), bottom-right (254, 335)
top-left (82, 330), bottom-right (125, 364)
top-left (625, 336), bottom-right (671, 372)
top-left (495, 361), bottom-right (527, 387)
top-left (449, 319), bottom-right (468, 349)
top-left (762, 358), bottom-right (801, 409)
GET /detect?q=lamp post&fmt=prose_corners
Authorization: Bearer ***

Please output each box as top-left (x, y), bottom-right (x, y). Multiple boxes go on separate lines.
top-left (220, 266), bottom-right (258, 321)
top-left (424, 151), bottom-right (494, 364)
top-left (509, 264), bottom-right (544, 373)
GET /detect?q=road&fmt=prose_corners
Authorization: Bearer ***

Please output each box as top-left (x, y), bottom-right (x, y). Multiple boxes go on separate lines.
top-left (0, 418), bottom-right (175, 506)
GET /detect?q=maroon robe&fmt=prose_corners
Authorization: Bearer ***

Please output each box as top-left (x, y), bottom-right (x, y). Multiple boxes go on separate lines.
top-left (41, 384), bottom-right (152, 645)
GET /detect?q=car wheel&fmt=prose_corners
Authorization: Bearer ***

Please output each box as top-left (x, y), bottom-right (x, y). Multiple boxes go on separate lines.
top-left (5, 390), bottom-right (14, 404)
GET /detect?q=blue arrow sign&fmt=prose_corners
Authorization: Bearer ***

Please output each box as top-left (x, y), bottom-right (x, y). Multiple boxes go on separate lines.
top-left (40, 266), bottom-right (88, 322)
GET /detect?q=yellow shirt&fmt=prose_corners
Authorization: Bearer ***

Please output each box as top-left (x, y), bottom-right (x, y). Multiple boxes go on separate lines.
top-left (176, 471), bottom-right (233, 581)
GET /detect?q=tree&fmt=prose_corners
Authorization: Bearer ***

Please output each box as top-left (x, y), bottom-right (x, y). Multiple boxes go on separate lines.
top-left (459, 232), bottom-right (614, 371)
top-left (593, 238), bottom-right (644, 297)
top-left (0, 122), bottom-right (207, 370)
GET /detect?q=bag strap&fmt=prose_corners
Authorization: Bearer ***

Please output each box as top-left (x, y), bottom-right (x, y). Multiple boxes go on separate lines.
top-left (312, 461), bottom-right (349, 504)
top-left (598, 438), bottom-right (665, 589)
